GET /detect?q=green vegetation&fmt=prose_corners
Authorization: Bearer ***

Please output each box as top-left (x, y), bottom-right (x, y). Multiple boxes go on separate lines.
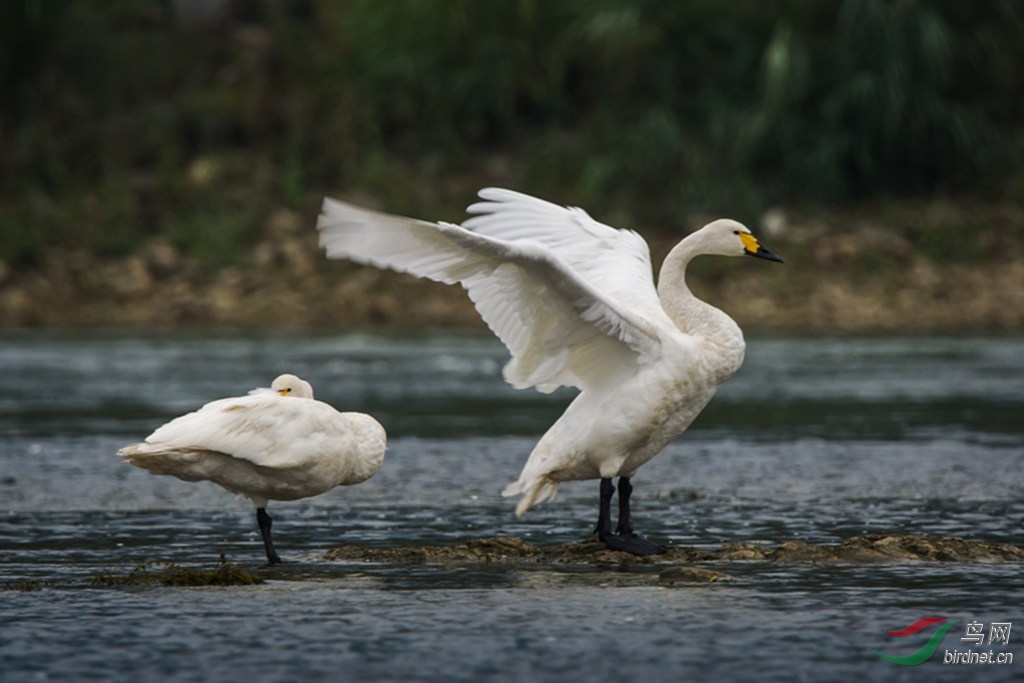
top-left (2, 0), bottom-right (1023, 270)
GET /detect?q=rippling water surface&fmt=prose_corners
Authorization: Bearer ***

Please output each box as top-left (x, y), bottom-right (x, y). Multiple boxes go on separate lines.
top-left (2, 331), bottom-right (1022, 682)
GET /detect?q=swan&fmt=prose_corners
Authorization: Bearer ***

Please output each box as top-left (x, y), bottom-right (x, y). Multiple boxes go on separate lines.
top-left (119, 373), bottom-right (386, 564)
top-left (317, 188), bottom-right (782, 555)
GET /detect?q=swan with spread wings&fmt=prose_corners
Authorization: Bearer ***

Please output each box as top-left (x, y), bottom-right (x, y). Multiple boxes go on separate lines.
top-left (318, 189), bottom-right (781, 555)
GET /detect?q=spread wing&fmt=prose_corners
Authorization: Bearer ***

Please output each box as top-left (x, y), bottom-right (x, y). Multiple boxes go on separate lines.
top-left (464, 188), bottom-right (666, 320)
top-left (317, 193), bottom-right (668, 393)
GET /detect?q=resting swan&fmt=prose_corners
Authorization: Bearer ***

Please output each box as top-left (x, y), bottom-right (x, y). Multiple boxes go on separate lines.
top-left (119, 374), bottom-right (386, 564)
top-left (317, 188), bottom-right (781, 555)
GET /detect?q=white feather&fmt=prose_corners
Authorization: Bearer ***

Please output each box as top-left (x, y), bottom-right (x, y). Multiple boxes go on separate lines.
top-left (318, 197), bottom-right (662, 394)
top-left (318, 189), bottom-right (780, 517)
top-left (119, 374), bottom-right (386, 508)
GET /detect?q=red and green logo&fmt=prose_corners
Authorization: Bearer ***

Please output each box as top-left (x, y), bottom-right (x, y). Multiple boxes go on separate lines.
top-left (870, 616), bottom-right (958, 665)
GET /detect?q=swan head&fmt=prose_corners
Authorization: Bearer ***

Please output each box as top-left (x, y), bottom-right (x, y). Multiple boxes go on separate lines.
top-left (697, 219), bottom-right (783, 263)
top-left (271, 374), bottom-right (315, 399)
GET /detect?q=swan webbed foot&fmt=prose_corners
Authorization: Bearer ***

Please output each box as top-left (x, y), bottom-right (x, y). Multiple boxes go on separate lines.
top-left (595, 477), bottom-right (665, 556)
top-left (597, 530), bottom-right (665, 556)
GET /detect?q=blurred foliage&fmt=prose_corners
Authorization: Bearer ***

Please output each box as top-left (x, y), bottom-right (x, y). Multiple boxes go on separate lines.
top-left (1, 0), bottom-right (1023, 267)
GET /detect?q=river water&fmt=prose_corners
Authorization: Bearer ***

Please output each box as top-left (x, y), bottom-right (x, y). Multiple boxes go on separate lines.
top-left (1, 331), bottom-right (1022, 682)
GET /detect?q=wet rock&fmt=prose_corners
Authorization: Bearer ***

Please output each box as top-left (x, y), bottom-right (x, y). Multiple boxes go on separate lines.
top-left (834, 534), bottom-right (1024, 563)
top-left (712, 535), bottom-right (1024, 564)
top-left (324, 536), bottom-right (546, 565)
top-left (321, 534), bottom-right (1024, 567)
top-left (90, 558), bottom-right (262, 587)
top-left (715, 543), bottom-right (769, 561)
top-left (659, 567), bottom-right (731, 584)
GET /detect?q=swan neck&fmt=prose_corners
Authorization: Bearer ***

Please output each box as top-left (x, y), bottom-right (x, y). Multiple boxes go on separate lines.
top-left (657, 236), bottom-right (704, 329)
top-left (657, 236), bottom-right (745, 366)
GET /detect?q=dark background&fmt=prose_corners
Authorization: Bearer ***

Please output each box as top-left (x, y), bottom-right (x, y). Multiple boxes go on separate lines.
top-left (2, 0), bottom-right (1022, 329)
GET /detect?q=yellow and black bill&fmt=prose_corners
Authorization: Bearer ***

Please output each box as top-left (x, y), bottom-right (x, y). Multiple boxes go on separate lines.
top-left (739, 232), bottom-right (784, 263)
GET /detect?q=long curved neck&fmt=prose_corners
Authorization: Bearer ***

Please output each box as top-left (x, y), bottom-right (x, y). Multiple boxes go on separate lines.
top-left (657, 235), bottom-right (745, 362)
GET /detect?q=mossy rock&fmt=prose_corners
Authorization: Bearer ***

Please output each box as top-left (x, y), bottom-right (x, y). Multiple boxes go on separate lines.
top-left (321, 534), bottom-right (1024, 567)
top-left (91, 559), bottom-right (263, 588)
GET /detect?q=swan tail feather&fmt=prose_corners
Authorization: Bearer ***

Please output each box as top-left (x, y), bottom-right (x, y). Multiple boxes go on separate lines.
top-left (501, 477), bottom-right (560, 517)
top-left (118, 443), bottom-right (208, 479)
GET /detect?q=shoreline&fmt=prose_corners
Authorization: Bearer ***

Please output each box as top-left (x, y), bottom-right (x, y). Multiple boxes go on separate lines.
top-left (3, 204), bottom-right (1023, 333)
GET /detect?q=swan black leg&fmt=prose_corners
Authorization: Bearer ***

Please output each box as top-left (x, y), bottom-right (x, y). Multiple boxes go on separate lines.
top-left (596, 477), bottom-right (616, 540)
top-left (256, 507), bottom-right (282, 565)
top-left (595, 477), bottom-right (664, 556)
top-left (616, 476), bottom-right (636, 535)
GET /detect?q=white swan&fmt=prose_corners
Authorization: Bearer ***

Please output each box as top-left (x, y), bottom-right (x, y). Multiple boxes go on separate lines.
top-left (119, 374), bottom-right (386, 564)
top-left (317, 188), bottom-right (781, 555)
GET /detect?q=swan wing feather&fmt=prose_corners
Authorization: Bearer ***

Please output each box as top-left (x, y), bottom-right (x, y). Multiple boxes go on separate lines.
top-left (464, 188), bottom-right (666, 320)
top-left (133, 395), bottom-right (342, 469)
top-left (318, 197), bottom-right (663, 392)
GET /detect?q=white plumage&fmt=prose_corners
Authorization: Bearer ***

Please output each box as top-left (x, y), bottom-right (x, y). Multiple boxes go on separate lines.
top-left (317, 188), bottom-right (781, 555)
top-left (119, 373), bottom-right (386, 563)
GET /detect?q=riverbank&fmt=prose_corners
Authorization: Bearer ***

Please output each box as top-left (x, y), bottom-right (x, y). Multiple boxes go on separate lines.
top-left (2, 198), bottom-right (1022, 332)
